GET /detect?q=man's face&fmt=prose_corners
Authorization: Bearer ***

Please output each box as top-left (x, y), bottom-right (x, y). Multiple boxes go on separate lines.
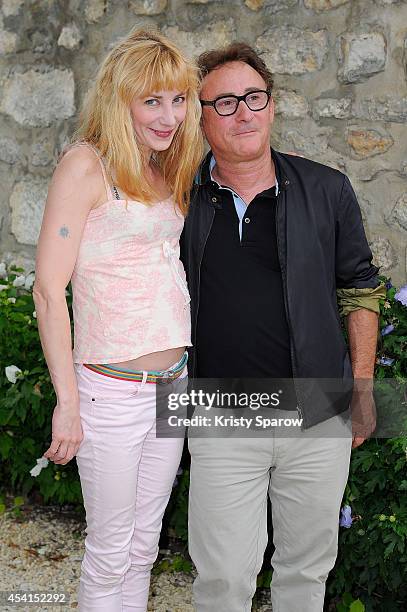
top-left (200, 61), bottom-right (274, 163)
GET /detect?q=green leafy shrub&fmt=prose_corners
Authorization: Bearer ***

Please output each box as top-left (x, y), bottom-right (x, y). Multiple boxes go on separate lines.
top-left (0, 265), bottom-right (82, 505)
top-left (1, 264), bottom-right (406, 610)
top-left (375, 278), bottom-right (407, 379)
top-left (165, 466), bottom-right (190, 541)
top-left (326, 278), bottom-right (407, 611)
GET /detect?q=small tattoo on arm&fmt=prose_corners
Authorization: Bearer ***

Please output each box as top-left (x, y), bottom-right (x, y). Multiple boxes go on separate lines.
top-left (59, 225), bottom-right (69, 238)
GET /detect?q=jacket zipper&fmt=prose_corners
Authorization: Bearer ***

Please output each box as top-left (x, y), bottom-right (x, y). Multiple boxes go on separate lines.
top-left (275, 187), bottom-right (305, 427)
top-left (193, 205), bottom-right (216, 377)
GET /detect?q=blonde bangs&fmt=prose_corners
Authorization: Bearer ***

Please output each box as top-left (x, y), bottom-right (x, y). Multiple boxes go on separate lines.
top-left (72, 28), bottom-right (204, 214)
top-left (131, 48), bottom-right (197, 100)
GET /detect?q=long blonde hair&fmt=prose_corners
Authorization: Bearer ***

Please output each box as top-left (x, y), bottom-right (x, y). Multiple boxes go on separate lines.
top-left (73, 28), bottom-right (203, 215)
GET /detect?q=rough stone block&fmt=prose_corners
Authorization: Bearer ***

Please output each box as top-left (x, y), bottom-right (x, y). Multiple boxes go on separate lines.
top-left (58, 23), bottom-right (82, 50)
top-left (245, 0), bottom-right (265, 8)
top-left (313, 97), bottom-right (352, 119)
top-left (404, 35), bottom-right (407, 79)
top-left (274, 90), bottom-right (309, 118)
top-left (256, 27), bottom-right (329, 75)
top-left (129, 0), bottom-right (167, 14)
top-left (10, 177), bottom-right (49, 246)
top-left (369, 236), bottom-right (397, 272)
top-left (347, 129), bottom-right (393, 158)
top-left (30, 137), bottom-right (56, 167)
top-left (304, 0), bottom-right (349, 10)
top-left (387, 193), bottom-right (407, 232)
top-left (353, 97), bottom-right (407, 123)
top-left (163, 20), bottom-right (236, 60)
top-left (245, 0), bottom-right (298, 12)
top-left (0, 27), bottom-right (17, 55)
top-left (279, 126), bottom-right (332, 156)
top-left (0, 251), bottom-right (35, 274)
top-left (0, 137), bottom-right (22, 165)
top-left (1, 68), bottom-right (75, 127)
top-left (338, 32), bottom-right (386, 83)
top-left (84, 0), bottom-right (107, 23)
top-left (1, 0), bottom-right (24, 17)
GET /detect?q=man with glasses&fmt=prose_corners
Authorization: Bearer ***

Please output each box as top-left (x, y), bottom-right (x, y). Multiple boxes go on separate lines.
top-left (181, 43), bottom-right (385, 611)
top-left (201, 89), bottom-right (272, 115)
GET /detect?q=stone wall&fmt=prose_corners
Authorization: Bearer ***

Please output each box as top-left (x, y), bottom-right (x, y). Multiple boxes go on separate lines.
top-left (0, 0), bottom-right (406, 284)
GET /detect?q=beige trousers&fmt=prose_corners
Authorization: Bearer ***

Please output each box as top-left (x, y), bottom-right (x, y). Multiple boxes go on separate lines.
top-left (188, 410), bottom-right (352, 612)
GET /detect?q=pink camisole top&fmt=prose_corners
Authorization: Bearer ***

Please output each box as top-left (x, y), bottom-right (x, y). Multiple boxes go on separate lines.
top-left (70, 143), bottom-right (191, 364)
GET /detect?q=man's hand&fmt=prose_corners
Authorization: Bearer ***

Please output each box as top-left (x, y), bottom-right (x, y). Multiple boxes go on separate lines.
top-left (350, 378), bottom-right (377, 448)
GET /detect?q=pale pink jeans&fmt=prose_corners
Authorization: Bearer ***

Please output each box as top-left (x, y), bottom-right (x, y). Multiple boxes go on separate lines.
top-left (74, 361), bottom-right (186, 611)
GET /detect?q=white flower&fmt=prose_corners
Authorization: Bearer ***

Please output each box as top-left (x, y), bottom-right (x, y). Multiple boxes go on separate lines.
top-left (0, 262), bottom-right (7, 278)
top-left (5, 365), bottom-right (22, 384)
top-left (24, 273), bottom-right (35, 290)
top-left (29, 457), bottom-right (49, 477)
top-left (0, 284), bottom-right (8, 292)
top-left (32, 311), bottom-right (37, 318)
top-left (7, 297), bottom-right (16, 304)
top-left (13, 275), bottom-right (25, 287)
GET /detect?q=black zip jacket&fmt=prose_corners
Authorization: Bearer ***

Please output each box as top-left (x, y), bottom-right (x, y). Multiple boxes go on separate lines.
top-left (180, 149), bottom-right (381, 429)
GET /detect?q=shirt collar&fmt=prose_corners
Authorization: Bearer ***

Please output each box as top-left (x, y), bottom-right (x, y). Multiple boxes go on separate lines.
top-left (208, 154), bottom-right (279, 196)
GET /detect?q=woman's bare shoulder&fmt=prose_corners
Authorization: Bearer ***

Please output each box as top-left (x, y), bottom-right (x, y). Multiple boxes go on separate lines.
top-left (50, 144), bottom-right (108, 206)
top-left (56, 143), bottom-right (104, 179)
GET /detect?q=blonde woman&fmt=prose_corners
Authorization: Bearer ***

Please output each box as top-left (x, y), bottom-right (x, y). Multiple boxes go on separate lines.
top-left (33, 29), bottom-right (203, 611)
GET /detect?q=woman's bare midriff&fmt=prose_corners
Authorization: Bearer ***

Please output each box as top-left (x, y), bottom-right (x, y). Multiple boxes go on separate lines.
top-left (107, 346), bottom-right (186, 372)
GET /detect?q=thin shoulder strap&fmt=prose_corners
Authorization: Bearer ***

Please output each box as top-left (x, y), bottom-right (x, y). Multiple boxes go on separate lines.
top-left (73, 141), bottom-right (112, 201)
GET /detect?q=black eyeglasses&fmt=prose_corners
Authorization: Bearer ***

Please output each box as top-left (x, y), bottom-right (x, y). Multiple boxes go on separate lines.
top-left (200, 89), bottom-right (271, 116)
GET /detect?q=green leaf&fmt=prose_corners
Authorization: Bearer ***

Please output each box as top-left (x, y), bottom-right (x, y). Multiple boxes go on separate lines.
top-left (349, 599), bottom-right (365, 612)
top-left (0, 433), bottom-right (13, 459)
top-left (341, 592), bottom-right (355, 606)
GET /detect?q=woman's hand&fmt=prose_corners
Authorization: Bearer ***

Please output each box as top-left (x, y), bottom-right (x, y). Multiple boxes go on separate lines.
top-left (43, 403), bottom-right (83, 465)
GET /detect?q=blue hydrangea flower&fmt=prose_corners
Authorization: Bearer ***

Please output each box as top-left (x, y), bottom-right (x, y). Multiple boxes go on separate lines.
top-left (394, 284), bottom-right (407, 307)
top-left (379, 357), bottom-right (395, 366)
top-left (381, 324), bottom-right (395, 336)
top-left (339, 505), bottom-right (352, 528)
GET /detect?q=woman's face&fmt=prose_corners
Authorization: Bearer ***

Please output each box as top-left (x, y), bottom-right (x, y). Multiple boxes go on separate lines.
top-left (130, 89), bottom-right (187, 155)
